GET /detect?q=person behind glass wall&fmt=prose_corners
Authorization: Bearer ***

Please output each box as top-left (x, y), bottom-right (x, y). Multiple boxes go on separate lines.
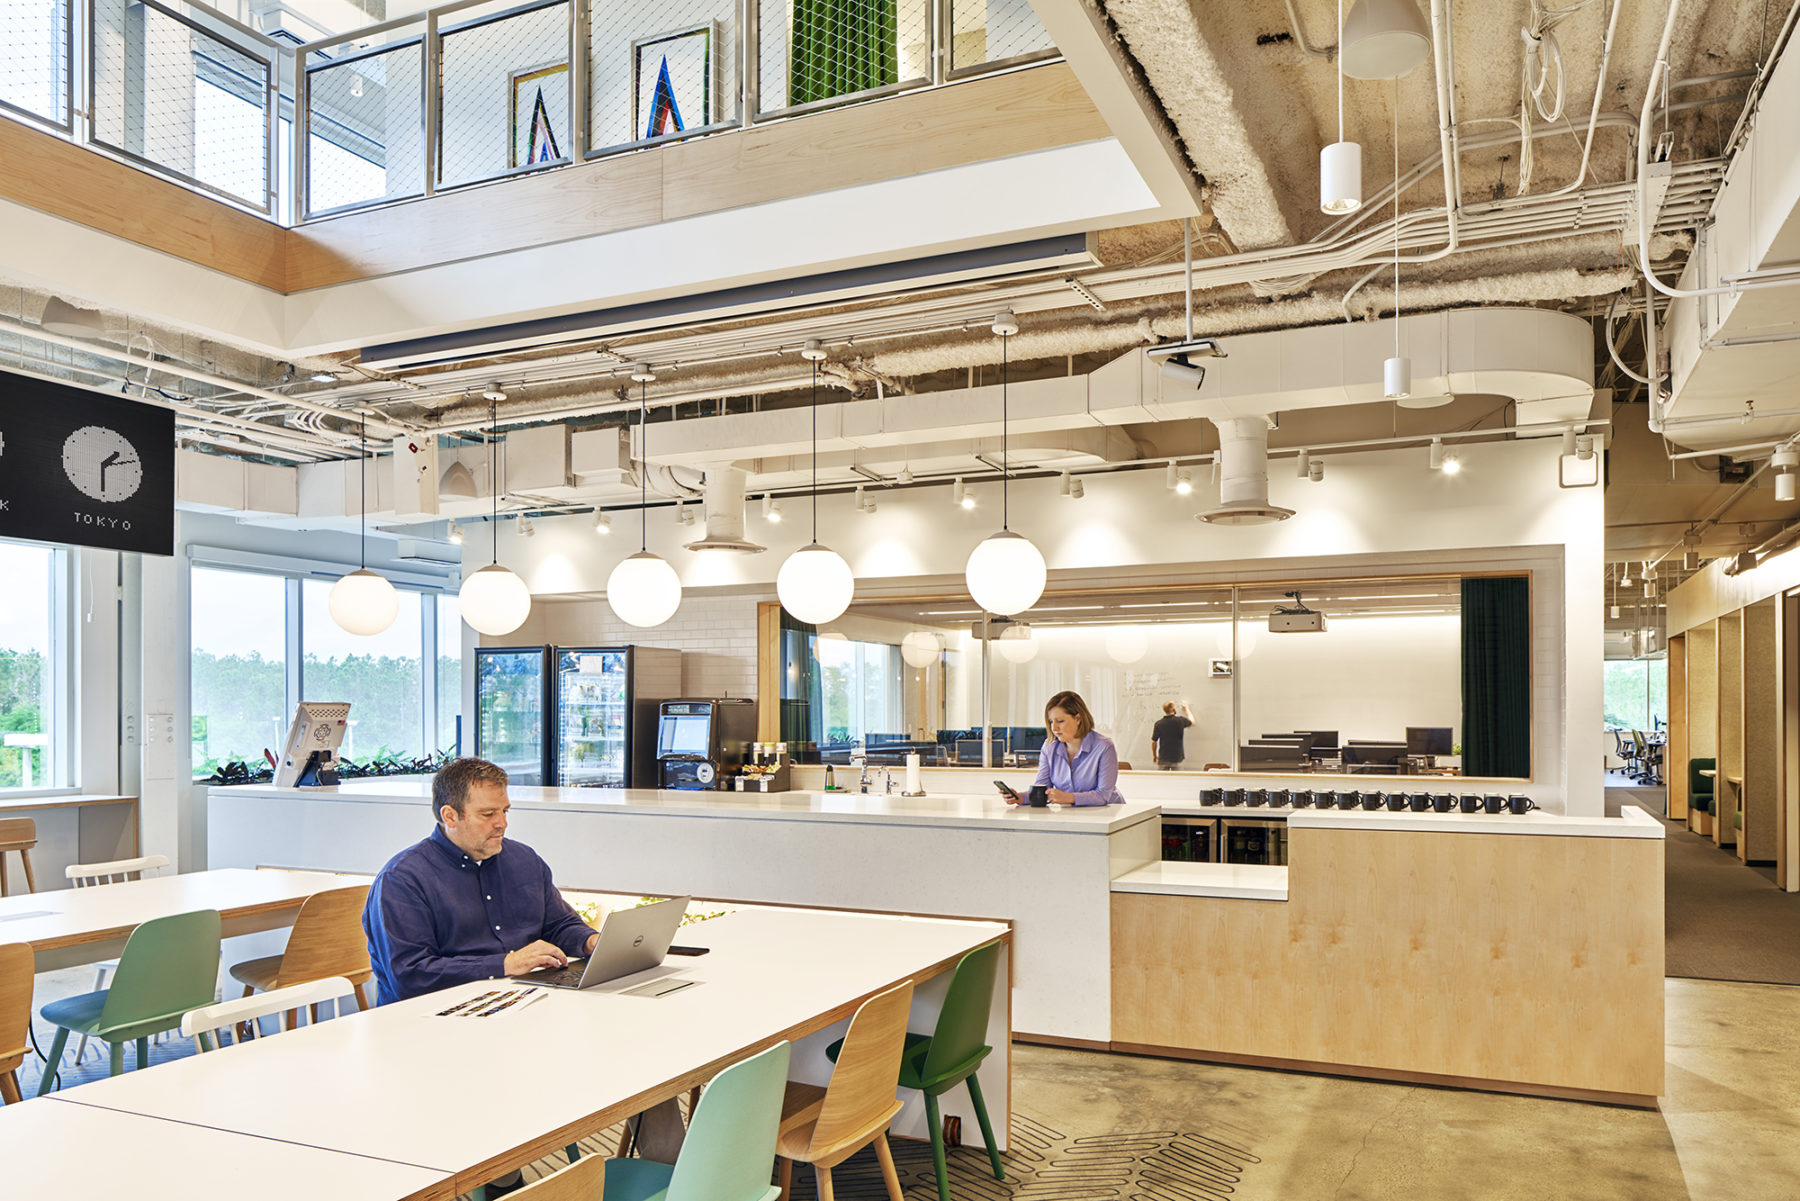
top-left (1151, 701), bottom-right (1194, 770)
top-left (1007, 690), bottom-right (1125, 806)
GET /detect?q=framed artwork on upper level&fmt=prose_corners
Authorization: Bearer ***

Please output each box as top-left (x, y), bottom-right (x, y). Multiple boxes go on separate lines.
top-left (631, 24), bottom-right (716, 143)
top-left (510, 61), bottom-right (569, 168)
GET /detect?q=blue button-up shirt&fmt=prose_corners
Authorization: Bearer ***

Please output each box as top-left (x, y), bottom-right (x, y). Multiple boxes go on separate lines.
top-left (362, 826), bottom-right (597, 1004)
top-left (1033, 731), bottom-right (1126, 806)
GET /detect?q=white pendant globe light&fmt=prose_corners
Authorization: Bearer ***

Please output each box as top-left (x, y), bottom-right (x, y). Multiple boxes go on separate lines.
top-left (900, 630), bottom-right (942, 668)
top-left (329, 411), bottom-right (400, 636)
top-left (1320, 0), bottom-right (1363, 214)
top-left (966, 312), bottom-right (1047, 617)
top-left (1105, 626), bottom-right (1149, 665)
top-left (458, 398), bottom-right (533, 636)
top-left (997, 623), bottom-right (1038, 664)
top-left (608, 366), bottom-right (683, 628)
top-left (1341, 0), bottom-right (1431, 80)
top-left (776, 341), bottom-right (854, 626)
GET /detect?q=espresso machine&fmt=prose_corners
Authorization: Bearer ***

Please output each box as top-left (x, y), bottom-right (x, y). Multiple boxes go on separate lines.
top-left (655, 698), bottom-right (756, 790)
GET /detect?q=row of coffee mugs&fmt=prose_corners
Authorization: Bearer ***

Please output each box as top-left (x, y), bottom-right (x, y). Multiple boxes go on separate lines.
top-left (1198, 788), bottom-right (1539, 815)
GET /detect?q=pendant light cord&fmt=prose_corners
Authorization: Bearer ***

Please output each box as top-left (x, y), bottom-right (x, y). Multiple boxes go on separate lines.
top-left (1001, 330), bottom-right (1010, 532)
top-left (640, 379), bottom-right (648, 553)
top-left (811, 358), bottom-right (819, 544)
top-left (1337, 0), bottom-right (1344, 143)
top-left (489, 399), bottom-right (499, 567)
top-left (1393, 78), bottom-right (1401, 355)
top-left (358, 411), bottom-right (368, 569)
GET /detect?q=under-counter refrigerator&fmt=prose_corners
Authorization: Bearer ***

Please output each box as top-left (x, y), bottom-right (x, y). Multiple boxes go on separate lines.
top-left (553, 646), bottom-right (683, 787)
top-left (474, 646), bottom-right (553, 785)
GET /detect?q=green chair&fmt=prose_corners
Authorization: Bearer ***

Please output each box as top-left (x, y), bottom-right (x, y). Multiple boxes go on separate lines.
top-left (1689, 757), bottom-right (1716, 814)
top-left (37, 908), bottom-right (222, 1095)
top-left (602, 1040), bottom-right (791, 1201)
top-left (831, 942), bottom-right (1005, 1201)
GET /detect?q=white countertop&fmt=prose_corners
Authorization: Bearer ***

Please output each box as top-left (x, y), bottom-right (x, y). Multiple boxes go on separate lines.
top-left (1110, 861), bottom-right (1289, 900)
top-left (217, 781), bottom-right (1162, 836)
top-left (1287, 804), bottom-right (1666, 838)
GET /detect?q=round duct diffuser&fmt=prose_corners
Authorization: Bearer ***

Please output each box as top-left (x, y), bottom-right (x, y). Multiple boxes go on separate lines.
top-left (1196, 502), bottom-right (1296, 526)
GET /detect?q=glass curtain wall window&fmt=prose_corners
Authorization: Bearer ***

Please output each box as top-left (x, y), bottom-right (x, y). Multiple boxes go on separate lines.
top-left (436, 593), bottom-right (464, 755)
top-left (1604, 659), bottom-right (1667, 732)
top-left (190, 566), bottom-right (288, 777)
top-left (301, 579), bottom-right (424, 762)
top-left (0, 541), bottom-right (66, 790)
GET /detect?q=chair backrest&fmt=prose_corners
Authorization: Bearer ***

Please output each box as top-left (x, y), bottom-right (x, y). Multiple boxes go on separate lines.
top-left (0, 942), bottom-right (31, 1067)
top-left (1690, 757), bottom-right (1717, 793)
top-left (1631, 731), bottom-right (1647, 754)
top-left (666, 1041), bottom-right (791, 1201)
top-left (66, 855), bottom-right (170, 887)
top-left (180, 976), bottom-right (353, 1049)
top-left (0, 818), bottom-right (36, 847)
top-left (275, 885), bottom-right (372, 988)
top-left (810, 981), bottom-right (913, 1155)
top-left (98, 909), bottom-right (222, 1037)
top-left (921, 942), bottom-right (1001, 1086)
top-left (509, 1153), bottom-right (604, 1201)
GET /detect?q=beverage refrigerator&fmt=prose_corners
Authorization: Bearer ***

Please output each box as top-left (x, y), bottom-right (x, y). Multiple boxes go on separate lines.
top-left (476, 645), bottom-right (682, 786)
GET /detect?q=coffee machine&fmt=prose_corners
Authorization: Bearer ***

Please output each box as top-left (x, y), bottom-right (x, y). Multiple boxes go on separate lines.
top-left (655, 698), bottom-right (756, 789)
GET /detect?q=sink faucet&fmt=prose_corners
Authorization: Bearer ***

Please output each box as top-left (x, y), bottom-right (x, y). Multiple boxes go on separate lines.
top-left (885, 769), bottom-right (896, 795)
top-left (859, 763), bottom-right (872, 794)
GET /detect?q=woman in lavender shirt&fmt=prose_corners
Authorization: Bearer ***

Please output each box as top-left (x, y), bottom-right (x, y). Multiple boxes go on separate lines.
top-left (1009, 690), bottom-right (1126, 807)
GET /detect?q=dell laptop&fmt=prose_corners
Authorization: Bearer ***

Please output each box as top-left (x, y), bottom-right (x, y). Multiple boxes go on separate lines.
top-left (518, 896), bottom-right (691, 990)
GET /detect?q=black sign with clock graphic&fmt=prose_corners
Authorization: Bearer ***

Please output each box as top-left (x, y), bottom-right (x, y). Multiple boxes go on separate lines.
top-left (0, 369), bottom-right (175, 555)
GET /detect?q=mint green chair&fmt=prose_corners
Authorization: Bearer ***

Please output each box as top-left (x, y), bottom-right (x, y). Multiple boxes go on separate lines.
top-left (830, 942), bottom-right (1004, 1201)
top-left (603, 1041), bottom-right (791, 1201)
top-left (37, 908), bottom-right (222, 1095)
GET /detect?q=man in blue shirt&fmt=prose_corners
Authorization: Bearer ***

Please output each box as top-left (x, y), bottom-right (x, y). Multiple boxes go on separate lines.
top-left (363, 756), bottom-right (599, 1005)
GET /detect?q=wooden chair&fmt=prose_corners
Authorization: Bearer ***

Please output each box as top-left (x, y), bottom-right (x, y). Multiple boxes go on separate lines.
top-left (227, 884), bottom-right (373, 1026)
top-left (506, 1154), bottom-right (604, 1200)
top-left (777, 981), bottom-right (913, 1201)
top-left (0, 819), bottom-right (38, 897)
top-left (180, 977), bottom-right (353, 1051)
top-left (65, 854), bottom-right (172, 1066)
top-left (0, 942), bottom-right (30, 1105)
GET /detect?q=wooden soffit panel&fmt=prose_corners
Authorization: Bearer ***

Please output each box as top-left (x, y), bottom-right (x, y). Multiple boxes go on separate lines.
top-left (0, 117), bottom-right (286, 290)
top-left (285, 62), bottom-right (1102, 292)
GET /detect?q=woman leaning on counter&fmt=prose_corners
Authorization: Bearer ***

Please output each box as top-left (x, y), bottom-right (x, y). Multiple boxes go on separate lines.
top-left (1011, 690), bottom-right (1125, 807)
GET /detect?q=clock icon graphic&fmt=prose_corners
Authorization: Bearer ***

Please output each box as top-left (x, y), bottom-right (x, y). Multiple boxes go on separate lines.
top-left (62, 426), bottom-right (144, 503)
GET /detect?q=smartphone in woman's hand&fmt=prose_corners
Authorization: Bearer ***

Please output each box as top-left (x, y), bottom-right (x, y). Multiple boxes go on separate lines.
top-left (992, 780), bottom-right (1024, 804)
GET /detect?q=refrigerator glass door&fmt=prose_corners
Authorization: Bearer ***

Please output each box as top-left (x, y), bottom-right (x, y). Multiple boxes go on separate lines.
top-left (557, 649), bottom-right (628, 786)
top-left (477, 650), bottom-right (547, 785)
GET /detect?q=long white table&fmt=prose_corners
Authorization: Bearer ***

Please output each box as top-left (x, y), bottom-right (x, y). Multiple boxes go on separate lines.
top-left (210, 781), bottom-right (1154, 1043)
top-left (38, 905), bottom-right (1011, 1198)
top-left (0, 867), bottom-right (358, 972)
top-left (0, 1097), bottom-right (455, 1201)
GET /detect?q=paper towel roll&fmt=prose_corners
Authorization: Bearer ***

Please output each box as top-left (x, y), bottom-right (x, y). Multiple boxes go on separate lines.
top-left (904, 753), bottom-right (922, 795)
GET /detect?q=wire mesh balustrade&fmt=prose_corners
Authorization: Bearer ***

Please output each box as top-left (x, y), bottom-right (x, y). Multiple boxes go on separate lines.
top-left (589, 0), bottom-right (737, 154)
top-left (947, 0), bottom-right (1054, 76)
top-left (437, 0), bottom-right (575, 189)
top-left (89, 0), bottom-right (275, 210)
top-left (1, 0), bottom-right (73, 128)
top-left (302, 35), bottom-right (426, 216)
top-left (757, 0), bottom-right (933, 116)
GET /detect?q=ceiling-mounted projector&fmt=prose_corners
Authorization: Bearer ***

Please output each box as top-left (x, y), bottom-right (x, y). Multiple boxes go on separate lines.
top-left (1147, 338), bottom-right (1226, 390)
top-left (1268, 590), bottom-right (1327, 633)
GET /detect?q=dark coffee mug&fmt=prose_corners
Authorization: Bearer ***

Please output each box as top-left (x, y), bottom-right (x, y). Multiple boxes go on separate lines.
top-left (1270, 789), bottom-right (1292, 808)
top-left (1409, 793), bottom-right (1432, 811)
top-left (1459, 795), bottom-right (1481, 813)
top-left (1293, 790), bottom-right (1315, 808)
top-left (1361, 792), bottom-right (1384, 811)
top-left (1245, 789), bottom-right (1267, 807)
top-left (1483, 795), bottom-right (1505, 814)
top-left (1386, 792), bottom-right (1407, 811)
top-left (1200, 788), bottom-right (1223, 805)
top-left (1508, 795), bottom-right (1539, 815)
top-left (1328, 791), bottom-right (1351, 809)
top-left (1223, 789), bottom-right (1245, 806)
top-left (1433, 794), bottom-right (1456, 812)
top-left (1029, 785), bottom-right (1049, 807)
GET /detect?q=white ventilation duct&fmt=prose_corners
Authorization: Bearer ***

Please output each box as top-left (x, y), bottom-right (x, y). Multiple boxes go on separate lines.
top-left (1199, 417), bottom-right (1293, 525)
top-left (684, 466), bottom-right (766, 553)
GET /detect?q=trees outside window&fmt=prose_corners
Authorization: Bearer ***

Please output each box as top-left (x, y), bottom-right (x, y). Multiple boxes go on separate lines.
top-left (0, 541), bottom-right (58, 790)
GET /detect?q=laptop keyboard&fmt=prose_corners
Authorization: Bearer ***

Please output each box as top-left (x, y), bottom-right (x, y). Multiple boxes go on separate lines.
top-left (523, 959), bottom-right (586, 987)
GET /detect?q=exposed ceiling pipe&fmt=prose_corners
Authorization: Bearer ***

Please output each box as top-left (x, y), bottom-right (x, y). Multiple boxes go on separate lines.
top-left (1282, 0), bottom-right (1334, 59)
top-left (426, 373), bottom-right (833, 433)
top-left (1198, 417), bottom-right (1292, 525)
top-left (683, 466), bottom-right (767, 553)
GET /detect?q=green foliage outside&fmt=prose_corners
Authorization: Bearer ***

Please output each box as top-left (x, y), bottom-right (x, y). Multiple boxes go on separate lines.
top-left (0, 649), bottom-right (46, 788)
top-left (192, 650), bottom-right (460, 779)
top-left (1604, 659), bottom-right (1668, 731)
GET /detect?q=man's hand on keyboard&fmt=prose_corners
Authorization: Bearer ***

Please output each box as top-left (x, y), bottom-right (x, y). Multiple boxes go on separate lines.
top-left (504, 940), bottom-right (568, 976)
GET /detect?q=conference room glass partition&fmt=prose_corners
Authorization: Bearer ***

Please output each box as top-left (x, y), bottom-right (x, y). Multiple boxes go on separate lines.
top-left (782, 570), bottom-right (1531, 779)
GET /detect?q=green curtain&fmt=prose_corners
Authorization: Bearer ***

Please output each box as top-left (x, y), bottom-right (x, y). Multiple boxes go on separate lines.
top-left (789, 0), bottom-right (898, 107)
top-left (1460, 576), bottom-right (1531, 778)
top-left (779, 610), bottom-right (822, 744)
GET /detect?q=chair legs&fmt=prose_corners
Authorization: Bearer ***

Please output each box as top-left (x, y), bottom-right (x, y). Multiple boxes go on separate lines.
top-left (1, 1068), bottom-right (20, 1105)
top-left (72, 965), bottom-right (111, 1065)
top-left (923, 1093), bottom-right (950, 1201)
top-left (136, 1037), bottom-right (150, 1071)
top-left (34, 1028), bottom-right (68, 1096)
top-left (965, 1074), bottom-right (1004, 1181)
top-left (777, 1155), bottom-right (793, 1201)
top-left (108, 1041), bottom-right (124, 1078)
top-left (814, 1163), bottom-right (835, 1201)
top-left (873, 1132), bottom-right (904, 1201)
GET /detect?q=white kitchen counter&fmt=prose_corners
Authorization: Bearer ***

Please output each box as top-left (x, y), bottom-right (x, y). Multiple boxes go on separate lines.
top-left (219, 780), bottom-right (1160, 835)
top-left (1110, 861), bottom-right (1289, 901)
top-left (1288, 804), bottom-right (1666, 838)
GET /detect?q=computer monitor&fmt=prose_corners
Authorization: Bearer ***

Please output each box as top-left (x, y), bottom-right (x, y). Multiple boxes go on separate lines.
top-left (1407, 727), bottom-right (1454, 756)
top-left (1341, 742), bottom-right (1406, 767)
top-left (273, 702), bottom-right (351, 787)
top-left (1240, 743), bottom-right (1305, 770)
top-left (1297, 730), bottom-right (1339, 751)
top-left (955, 738), bottom-right (1005, 764)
